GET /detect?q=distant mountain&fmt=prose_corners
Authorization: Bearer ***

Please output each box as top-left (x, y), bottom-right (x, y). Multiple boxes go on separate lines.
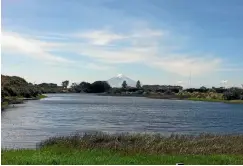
top-left (107, 74), bottom-right (136, 87)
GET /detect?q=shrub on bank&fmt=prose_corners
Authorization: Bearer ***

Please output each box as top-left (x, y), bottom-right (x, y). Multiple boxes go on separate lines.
top-left (223, 88), bottom-right (243, 100)
top-left (1, 75), bottom-right (44, 102)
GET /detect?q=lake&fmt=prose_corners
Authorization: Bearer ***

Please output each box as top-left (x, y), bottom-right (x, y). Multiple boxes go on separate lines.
top-left (1, 93), bottom-right (243, 149)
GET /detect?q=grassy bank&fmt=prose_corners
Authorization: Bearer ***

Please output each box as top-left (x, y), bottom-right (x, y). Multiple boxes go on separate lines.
top-left (1, 94), bottom-right (47, 111)
top-left (146, 95), bottom-right (243, 104)
top-left (35, 94), bottom-right (47, 99)
top-left (2, 133), bottom-right (243, 164)
top-left (188, 98), bottom-right (243, 104)
top-left (1, 102), bottom-right (9, 110)
top-left (98, 93), bottom-right (145, 97)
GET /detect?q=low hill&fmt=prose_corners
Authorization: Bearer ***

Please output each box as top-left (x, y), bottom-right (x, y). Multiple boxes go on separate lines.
top-left (1, 75), bottom-right (41, 99)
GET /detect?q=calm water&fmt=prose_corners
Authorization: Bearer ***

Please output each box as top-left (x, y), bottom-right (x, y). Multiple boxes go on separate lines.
top-left (2, 93), bottom-right (243, 149)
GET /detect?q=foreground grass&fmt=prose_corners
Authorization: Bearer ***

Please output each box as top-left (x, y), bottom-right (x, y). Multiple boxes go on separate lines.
top-left (2, 146), bottom-right (243, 165)
top-left (2, 133), bottom-right (243, 164)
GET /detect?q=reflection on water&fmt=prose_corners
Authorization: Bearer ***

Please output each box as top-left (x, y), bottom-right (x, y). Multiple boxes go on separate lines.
top-left (2, 93), bottom-right (243, 149)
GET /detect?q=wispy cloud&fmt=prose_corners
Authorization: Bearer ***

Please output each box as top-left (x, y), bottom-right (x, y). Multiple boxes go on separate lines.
top-left (75, 30), bottom-right (126, 45)
top-left (2, 27), bottom-right (226, 76)
top-left (1, 31), bottom-right (74, 63)
top-left (86, 63), bottom-right (111, 70)
top-left (74, 28), bottom-right (163, 46)
top-left (72, 28), bottom-right (222, 76)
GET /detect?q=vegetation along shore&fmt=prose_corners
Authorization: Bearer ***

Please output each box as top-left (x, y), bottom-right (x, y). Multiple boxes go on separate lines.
top-left (1, 74), bottom-right (243, 111)
top-left (2, 132), bottom-right (243, 164)
top-left (1, 75), bottom-right (48, 110)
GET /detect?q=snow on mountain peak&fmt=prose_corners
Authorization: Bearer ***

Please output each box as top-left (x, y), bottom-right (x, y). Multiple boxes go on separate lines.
top-left (117, 74), bottom-right (123, 78)
top-left (108, 74), bottom-right (136, 87)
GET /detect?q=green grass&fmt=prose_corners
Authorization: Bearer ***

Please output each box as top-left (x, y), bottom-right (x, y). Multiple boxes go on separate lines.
top-left (4, 94), bottom-right (47, 101)
top-left (36, 94), bottom-right (47, 99)
top-left (1, 101), bottom-right (9, 110)
top-left (2, 146), bottom-right (243, 165)
top-left (2, 133), bottom-right (243, 164)
top-left (225, 100), bottom-right (243, 104)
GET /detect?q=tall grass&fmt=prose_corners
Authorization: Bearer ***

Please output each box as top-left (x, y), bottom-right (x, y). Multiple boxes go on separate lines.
top-left (38, 132), bottom-right (243, 155)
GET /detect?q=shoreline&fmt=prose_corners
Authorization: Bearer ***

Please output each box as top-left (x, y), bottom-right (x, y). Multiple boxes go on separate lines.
top-left (1, 94), bottom-right (47, 111)
top-left (97, 93), bottom-right (243, 104)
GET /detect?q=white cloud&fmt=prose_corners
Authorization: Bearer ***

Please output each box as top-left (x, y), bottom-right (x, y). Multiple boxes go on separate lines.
top-left (71, 31), bottom-right (220, 76)
top-left (1, 31), bottom-right (74, 63)
top-left (77, 45), bottom-right (152, 64)
top-left (70, 28), bottom-right (222, 77)
top-left (75, 30), bottom-right (126, 45)
top-left (221, 80), bottom-right (228, 84)
top-left (75, 28), bottom-right (163, 46)
top-left (2, 28), bottom-right (225, 77)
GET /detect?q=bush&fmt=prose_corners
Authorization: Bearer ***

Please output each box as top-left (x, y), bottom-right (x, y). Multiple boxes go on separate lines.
top-left (1, 75), bottom-right (42, 99)
top-left (223, 88), bottom-right (242, 100)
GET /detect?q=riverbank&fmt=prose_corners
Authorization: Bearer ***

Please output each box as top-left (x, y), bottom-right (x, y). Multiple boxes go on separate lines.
top-left (97, 93), bottom-right (145, 97)
top-left (1, 94), bottom-right (47, 111)
top-left (2, 133), bottom-right (243, 164)
top-left (98, 93), bottom-right (243, 104)
top-left (187, 98), bottom-right (243, 104)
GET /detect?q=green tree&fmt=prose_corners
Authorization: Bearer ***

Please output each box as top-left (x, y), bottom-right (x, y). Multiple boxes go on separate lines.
top-left (122, 81), bottom-right (127, 89)
top-left (80, 82), bottom-right (92, 93)
top-left (91, 81), bottom-right (111, 93)
top-left (136, 80), bottom-right (141, 89)
top-left (199, 86), bottom-right (208, 93)
top-left (62, 80), bottom-right (69, 89)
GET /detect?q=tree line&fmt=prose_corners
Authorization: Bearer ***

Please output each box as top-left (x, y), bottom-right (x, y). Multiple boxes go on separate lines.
top-left (2, 74), bottom-right (242, 101)
top-left (69, 81), bottom-right (111, 93)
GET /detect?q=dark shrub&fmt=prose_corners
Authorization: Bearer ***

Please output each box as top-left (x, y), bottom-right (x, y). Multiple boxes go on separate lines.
top-left (91, 81), bottom-right (111, 93)
top-left (223, 88), bottom-right (242, 100)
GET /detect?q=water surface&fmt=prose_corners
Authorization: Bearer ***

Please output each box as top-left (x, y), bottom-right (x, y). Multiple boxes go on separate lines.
top-left (2, 93), bottom-right (243, 149)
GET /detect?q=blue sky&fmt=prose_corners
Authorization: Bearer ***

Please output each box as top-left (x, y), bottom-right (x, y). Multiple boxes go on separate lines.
top-left (2, 0), bottom-right (243, 87)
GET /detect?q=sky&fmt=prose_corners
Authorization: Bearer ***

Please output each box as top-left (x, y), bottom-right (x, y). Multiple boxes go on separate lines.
top-left (1, 0), bottom-right (243, 88)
